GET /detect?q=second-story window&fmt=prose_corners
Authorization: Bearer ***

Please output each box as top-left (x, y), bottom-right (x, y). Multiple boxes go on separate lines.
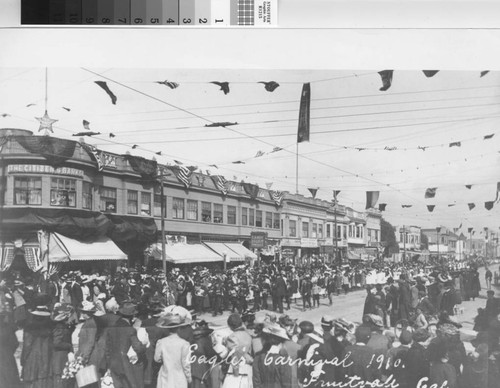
top-left (14, 177), bottom-right (42, 205)
top-left (273, 213), bottom-right (280, 229)
top-left (99, 187), bottom-right (117, 213)
top-left (227, 206), bottom-right (236, 225)
top-left (214, 204), bottom-right (223, 223)
top-left (82, 182), bottom-right (92, 210)
top-left (302, 221), bottom-right (309, 238)
top-left (187, 200), bottom-right (198, 220)
top-left (256, 210), bottom-right (263, 227)
top-left (289, 220), bottom-right (297, 237)
top-left (265, 212), bottom-right (272, 228)
top-left (202, 202), bottom-right (211, 222)
top-left (153, 194), bottom-right (166, 217)
top-left (172, 197), bottom-right (184, 219)
top-left (141, 192), bottom-right (151, 216)
top-left (318, 224), bottom-right (323, 238)
top-left (249, 209), bottom-right (255, 226)
top-left (127, 191), bottom-right (138, 214)
top-left (241, 207), bottom-right (248, 225)
top-left (50, 178), bottom-right (76, 207)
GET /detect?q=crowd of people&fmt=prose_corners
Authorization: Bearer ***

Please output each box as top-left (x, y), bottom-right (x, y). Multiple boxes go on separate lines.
top-left (0, 259), bottom-right (498, 388)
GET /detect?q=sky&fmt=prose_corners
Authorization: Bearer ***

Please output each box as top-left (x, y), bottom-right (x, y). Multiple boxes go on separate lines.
top-left (0, 67), bottom-right (499, 234)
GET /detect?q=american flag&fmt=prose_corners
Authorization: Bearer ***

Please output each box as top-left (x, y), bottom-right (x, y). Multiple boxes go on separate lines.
top-left (210, 175), bottom-right (228, 195)
top-left (270, 190), bottom-right (284, 206)
top-left (80, 142), bottom-right (104, 171)
top-left (173, 165), bottom-right (195, 188)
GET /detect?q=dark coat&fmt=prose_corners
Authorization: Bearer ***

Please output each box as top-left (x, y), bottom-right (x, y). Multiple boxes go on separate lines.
top-left (405, 342), bottom-right (430, 388)
top-left (51, 321), bottom-right (74, 388)
top-left (430, 362), bottom-right (458, 388)
top-left (0, 318), bottom-right (22, 388)
top-left (274, 277), bottom-right (287, 297)
top-left (253, 349), bottom-right (293, 388)
top-left (190, 335), bottom-right (216, 382)
top-left (343, 344), bottom-right (381, 383)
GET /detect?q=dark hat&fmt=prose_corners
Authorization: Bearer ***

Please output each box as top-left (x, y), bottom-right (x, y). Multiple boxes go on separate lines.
top-left (321, 315), bottom-right (334, 328)
top-left (412, 328), bottom-right (430, 343)
top-left (333, 318), bottom-right (354, 334)
top-left (399, 329), bottom-right (413, 345)
top-left (354, 326), bottom-right (371, 344)
top-left (278, 314), bottom-right (296, 327)
top-left (299, 320), bottom-right (314, 334)
top-left (119, 302), bottom-right (138, 317)
top-left (227, 313), bottom-right (243, 329)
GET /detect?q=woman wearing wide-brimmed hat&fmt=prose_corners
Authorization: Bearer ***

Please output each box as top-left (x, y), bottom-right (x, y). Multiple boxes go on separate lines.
top-left (191, 321), bottom-right (217, 388)
top-left (51, 303), bottom-right (76, 388)
top-left (154, 313), bottom-right (193, 388)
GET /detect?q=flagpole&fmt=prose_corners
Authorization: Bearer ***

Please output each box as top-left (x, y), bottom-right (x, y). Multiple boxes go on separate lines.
top-left (296, 142), bottom-right (299, 194)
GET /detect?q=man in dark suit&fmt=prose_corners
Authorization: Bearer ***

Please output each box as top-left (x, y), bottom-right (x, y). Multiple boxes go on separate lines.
top-left (274, 272), bottom-right (287, 314)
top-left (342, 326), bottom-right (381, 383)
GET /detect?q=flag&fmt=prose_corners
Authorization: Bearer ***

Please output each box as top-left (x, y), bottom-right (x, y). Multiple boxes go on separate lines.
top-left (468, 227), bottom-right (473, 233)
top-left (265, 182), bottom-right (273, 189)
top-left (425, 187), bottom-right (437, 198)
top-left (232, 161), bottom-right (245, 164)
top-left (365, 191), bottom-right (380, 209)
top-left (495, 182), bottom-right (500, 203)
top-left (174, 160), bottom-right (183, 165)
top-left (308, 188), bottom-right (318, 198)
top-left (333, 190), bottom-right (341, 198)
top-left (448, 204), bottom-right (456, 207)
top-left (378, 70), bottom-right (393, 91)
top-left (80, 142), bottom-right (104, 171)
top-left (156, 80), bottom-right (179, 89)
top-left (480, 71), bottom-right (490, 77)
top-left (258, 81), bottom-right (280, 92)
top-left (109, 133), bottom-right (115, 138)
top-left (132, 144), bottom-right (138, 149)
top-left (459, 223), bottom-right (462, 228)
top-left (95, 81), bottom-right (117, 104)
top-left (378, 203), bottom-right (387, 211)
top-left (485, 201), bottom-right (494, 210)
top-left (402, 205), bottom-right (412, 208)
top-left (449, 141), bottom-right (461, 147)
top-left (427, 205), bottom-right (435, 212)
top-left (270, 190), bottom-right (285, 206)
top-left (172, 165), bottom-right (196, 188)
top-left (468, 203), bottom-right (475, 210)
top-left (82, 120), bottom-right (90, 130)
top-left (255, 150), bottom-right (265, 158)
top-left (422, 70), bottom-right (439, 77)
top-left (209, 164), bottom-right (218, 168)
top-left (484, 134), bottom-right (494, 140)
top-left (472, 231), bottom-right (476, 235)
top-left (418, 146), bottom-right (428, 151)
top-left (297, 83), bottom-right (311, 143)
top-left (465, 185), bottom-right (472, 189)
top-left (62, 107), bottom-right (71, 111)
top-left (271, 147), bottom-right (283, 153)
top-left (242, 182), bottom-right (260, 200)
top-left (210, 81), bottom-right (230, 94)
top-left (210, 175), bottom-right (228, 195)
top-left (205, 122), bottom-right (238, 127)
top-left (453, 228), bottom-right (458, 233)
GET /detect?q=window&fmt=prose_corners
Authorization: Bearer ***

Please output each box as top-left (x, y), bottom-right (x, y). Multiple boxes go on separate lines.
top-left (326, 224), bottom-right (331, 238)
top-left (265, 212), bottom-right (272, 228)
top-left (312, 223), bottom-right (318, 238)
top-left (214, 204), bottom-right (223, 223)
top-left (227, 206), bottom-right (236, 224)
top-left (127, 191), bottom-right (138, 214)
top-left (273, 213), bottom-right (280, 229)
top-left (202, 202), bottom-right (211, 222)
top-left (141, 192), bottom-right (151, 216)
top-left (256, 210), bottom-right (263, 227)
top-left (249, 209), bottom-right (255, 226)
top-left (14, 177), bottom-right (42, 205)
top-left (82, 182), bottom-right (92, 210)
top-left (318, 224), bottom-right (323, 238)
top-left (172, 197), bottom-right (184, 219)
top-left (343, 225), bottom-right (347, 239)
top-left (50, 178), bottom-right (76, 207)
top-left (302, 221), bottom-right (309, 238)
top-left (153, 194), bottom-right (166, 217)
top-left (99, 187), bottom-right (117, 213)
top-left (187, 200), bottom-right (198, 220)
top-left (289, 220), bottom-right (297, 237)
top-left (241, 207), bottom-right (248, 226)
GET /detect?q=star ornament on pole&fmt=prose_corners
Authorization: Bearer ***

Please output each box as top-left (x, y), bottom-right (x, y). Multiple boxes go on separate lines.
top-left (36, 110), bottom-right (58, 135)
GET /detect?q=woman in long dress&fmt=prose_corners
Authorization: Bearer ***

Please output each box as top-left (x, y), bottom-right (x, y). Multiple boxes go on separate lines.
top-left (51, 304), bottom-right (76, 388)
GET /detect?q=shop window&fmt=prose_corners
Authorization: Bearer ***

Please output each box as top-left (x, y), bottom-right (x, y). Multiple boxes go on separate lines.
top-left (82, 181), bottom-right (92, 210)
top-left (187, 200), bottom-right (198, 221)
top-left (50, 178), bottom-right (76, 207)
top-left (249, 208), bottom-right (255, 226)
top-left (14, 177), bottom-right (42, 205)
top-left (289, 220), bottom-right (296, 237)
top-left (141, 192), bottom-right (151, 216)
top-left (153, 194), bottom-right (166, 217)
top-left (227, 205), bottom-right (236, 225)
top-left (273, 213), bottom-right (280, 229)
top-left (127, 191), bottom-right (138, 214)
top-left (302, 221), bottom-right (309, 238)
top-left (172, 197), bottom-right (185, 219)
top-left (241, 207), bottom-right (248, 226)
top-left (326, 224), bottom-right (331, 238)
top-left (202, 202), bottom-right (211, 222)
top-left (214, 204), bottom-right (223, 223)
top-left (318, 224), bottom-right (323, 238)
top-left (256, 210), bottom-right (263, 227)
top-left (312, 223), bottom-right (317, 238)
top-left (99, 187), bottom-right (117, 213)
top-left (265, 212), bottom-right (272, 228)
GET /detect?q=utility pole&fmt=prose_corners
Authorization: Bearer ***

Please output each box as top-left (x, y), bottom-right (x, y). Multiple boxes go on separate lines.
top-left (333, 190), bottom-right (339, 266)
top-left (160, 180), bottom-right (167, 275)
top-left (436, 227), bottom-right (441, 263)
top-left (403, 225), bottom-right (407, 264)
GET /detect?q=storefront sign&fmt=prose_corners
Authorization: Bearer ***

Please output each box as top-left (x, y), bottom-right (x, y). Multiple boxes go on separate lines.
top-left (8, 164), bottom-right (84, 177)
top-left (300, 238), bottom-right (318, 248)
top-left (281, 248), bottom-right (295, 258)
top-left (280, 238), bottom-right (301, 247)
top-left (250, 232), bottom-right (267, 249)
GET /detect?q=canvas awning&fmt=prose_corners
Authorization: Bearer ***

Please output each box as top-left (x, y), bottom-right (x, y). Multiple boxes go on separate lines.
top-left (150, 243), bottom-right (222, 264)
top-left (224, 243), bottom-right (257, 260)
top-left (48, 233), bottom-right (127, 262)
top-left (203, 242), bottom-right (246, 262)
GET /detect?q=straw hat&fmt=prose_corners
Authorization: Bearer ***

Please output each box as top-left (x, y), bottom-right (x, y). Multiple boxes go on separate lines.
top-left (52, 304), bottom-right (74, 322)
top-left (78, 301), bottom-right (97, 314)
top-left (263, 324), bottom-right (290, 341)
top-left (31, 305), bottom-right (51, 317)
top-left (333, 318), bottom-right (354, 334)
top-left (156, 313), bottom-right (192, 328)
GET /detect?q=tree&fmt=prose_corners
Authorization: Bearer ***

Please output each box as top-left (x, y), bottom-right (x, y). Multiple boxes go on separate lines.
top-left (380, 218), bottom-right (399, 257)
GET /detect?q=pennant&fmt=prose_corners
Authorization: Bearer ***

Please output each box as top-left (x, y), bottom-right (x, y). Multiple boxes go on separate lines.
top-left (109, 133), bottom-right (115, 138)
top-left (453, 228), bottom-right (458, 233)
top-left (73, 131), bottom-right (101, 137)
top-left (465, 185), bottom-right (472, 189)
top-left (210, 175), bottom-right (228, 195)
top-left (155, 151), bottom-right (162, 155)
top-left (242, 182), bottom-right (260, 200)
top-left (378, 203), bottom-right (387, 211)
top-left (124, 154), bottom-right (158, 181)
top-left (422, 70), bottom-right (439, 78)
top-left (459, 223), bottom-right (462, 228)
top-left (355, 147), bottom-right (366, 151)
top-left (210, 81), bottom-right (230, 94)
top-left (265, 182), bottom-right (273, 190)
top-left (255, 150), bottom-right (265, 158)
top-left (95, 81), bottom-right (117, 104)
top-left (480, 71), bottom-right (490, 77)
top-left (26, 103), bottom-right (36, 107)
top-left (449, 141), bottom-right (461, 147)
top-left (62, 107), bottom-right (71, 111)
top-left (427, 205), bottom-right (435, 212)
top-left (425, 187), bottom-right (437, 198)
top-left (485, 201), bottom-right (495, 210)
top-left (174, 160), bottom-right (183, 165)
top-left (271, 147), bottom-right (283, 153)
top-left (232, 161), bottom-right (245, 164)
top-left (156, 80), bottom-right (179, 89)
top-left (402, 205), bottom-right (412, 208)
top-left (258, 81), bottom-right (280, 92)
top-left (308, 188), bottom-right (318, 198)
top-left (270, 190), bottom-right (285, 206)
top-left (365, 191), bottom-right (380, 209)
top-left (468, 227), bottom-right (473, 233)
top-left (484, 134), bottom-right (494, 140)
top-left (1, 113), bottom-right (11, 118)
top-left (205, 122), bottom-right (238, 127)
top-left (378, 70), bottom-right (393, 91)
top-left (297, 83), bottom-right (311, 143)
top-left (495, 182), bottom-right (500, 203)
top-left (384, 146), bottom-right (397, 151)
top-left (171, 165), bottom-right (196, 188)
top-left (209, 164), bottom-right (218, 168)
top-left (82, 120), bottom-right (91, 130)
top-left (468, 203), bottom-right (475, 210)
top-left (80, 142), bottom-right (104, 171)
top-left (418, 146), bottom-right (428, 151)
top-left (333, 190), bottom-right (341, 198)
top-left (448, 204), bottom-right (456, 207)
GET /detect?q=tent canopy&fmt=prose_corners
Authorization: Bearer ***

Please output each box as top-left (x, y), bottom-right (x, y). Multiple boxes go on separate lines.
top-left (151, 243), bottom-right (222, 264)
top-left (203, 242), bottom-right (247, 262)
top-left (223, 243), bottom-right (257, 260)
top-left (49, 233), bottom-right (127, 262)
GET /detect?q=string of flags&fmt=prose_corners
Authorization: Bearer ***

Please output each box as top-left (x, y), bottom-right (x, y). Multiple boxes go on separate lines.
top-left (155, 80), bottom-right (281, 93)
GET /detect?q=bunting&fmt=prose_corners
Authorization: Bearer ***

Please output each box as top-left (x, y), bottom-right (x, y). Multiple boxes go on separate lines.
top-left (427, 205), bottom-right (435, 212)
top-left (378, 70), bottom-right (393, 91)
top-left (468, 203), bottom-right (476, 210)
top-left (468, 227), bottom-right (473, 233)
top-left (422, 70), bottom-right (439, 78)
top-left (308, 188), bottom-right (318, 198)
top-left (124, 154), bottom-right (158, 181)
top-left (242, 182), bottom-right (260, 200)
top-left (210, 81), bottom-right (230, 94)
top-left (270, 190), bottom-right (285, 206)
top-left (255, 150), bottom-right (265, 158)
top-left (365, 191), bottom-right (380, 209)
top-left (170, 165), bottom-right (196, 188)
top-left (465, 185), bottom-right (472, 189)
top-left (16, 135), bottom-right (76, 167)
top-left (378, 203), bottom-right (387, 211)
top-left (265, 182), bottom-right (273, 189)
top-left (80, 142), bottom-right (104, 171)
top-left (402, 205), bottom-right (412, 208)
top-left (484, 134), bottom-right (494, 140)
top-left (297, 83), bottom-right (311, 143)
top-left (495, 182), bottom-right (500, 203)
top-left (205, 122), bottom-right (238, 127)
top-left (156, 80), bottom-right (179, 89)
top-left (480, 71), bottom-right (490, 77)
top-left (425, 187), bottom-right (437, 198)
top-left (449, 141), bottom-right (461, 147)
top-left (209, 175), bottom-right (228, 195)
top-left (485, 201), bottom-right (494, 210)
top-left (95, 81), bottom-right (117, 104)
top-left (271, 147), bottom-right (283, 153)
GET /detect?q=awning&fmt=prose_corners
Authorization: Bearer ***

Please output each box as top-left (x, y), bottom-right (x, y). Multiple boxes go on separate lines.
top-left (48, 233), bottom-right (127, 262)
top-left (224, 243), bottom-right (257, 260)
top-left (203, 242), bottom-right (245, 262)
top-left (151, 243), bottom-right (222, 264)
